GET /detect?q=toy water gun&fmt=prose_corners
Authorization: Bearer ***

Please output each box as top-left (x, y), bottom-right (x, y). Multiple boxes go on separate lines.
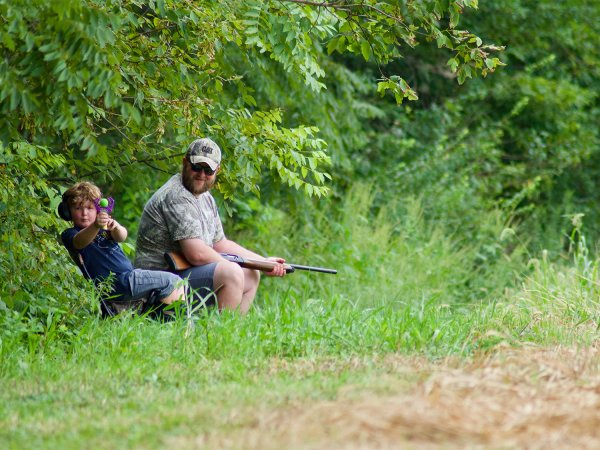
top-left (94, 197), bottom-right (114, 230)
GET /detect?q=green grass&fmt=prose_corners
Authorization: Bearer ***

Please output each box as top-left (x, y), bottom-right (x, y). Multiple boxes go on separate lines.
top-left (3, 279), bottom-right (600, 449)
top-left (3, 190), bottom-right (600, 448)
top-left (0, 300), bottom-right (481, 449)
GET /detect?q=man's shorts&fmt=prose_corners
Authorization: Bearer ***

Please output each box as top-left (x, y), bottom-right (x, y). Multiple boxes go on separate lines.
top-left (176, 263), bottom-right (218, 307)
top-left (125, 269), bottom-right (183, 302)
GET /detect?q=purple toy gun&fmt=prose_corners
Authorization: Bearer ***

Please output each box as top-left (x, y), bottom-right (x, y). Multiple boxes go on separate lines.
top-left (94, 197), bottom-right (115, 230)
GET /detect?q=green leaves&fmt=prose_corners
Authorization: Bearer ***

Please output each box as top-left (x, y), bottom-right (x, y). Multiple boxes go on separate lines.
top-left (218, 107), bottom-right (331, 199)
top-left (0, 141), bottom-right (90, 326)
top-left (377, 76), bottom-right (418, 104)
top-left (250, 0), bottom-right (505, 102)
top-left (0, 0), bottom-right (500, 197)
top-left (241, 1), bottom-right (329, 91)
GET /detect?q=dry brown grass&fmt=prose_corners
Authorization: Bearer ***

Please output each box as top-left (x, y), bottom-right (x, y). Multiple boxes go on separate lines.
top-left (169, 345), bottom-right (600, 449)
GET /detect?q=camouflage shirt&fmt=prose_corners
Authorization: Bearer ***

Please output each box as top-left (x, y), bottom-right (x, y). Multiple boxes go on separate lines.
top-left (134, 174), bottom-right (225, 270)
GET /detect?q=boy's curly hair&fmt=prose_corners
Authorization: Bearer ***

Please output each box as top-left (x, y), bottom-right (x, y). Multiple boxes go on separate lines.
top-left (64, 181), bottom-right (102, 207)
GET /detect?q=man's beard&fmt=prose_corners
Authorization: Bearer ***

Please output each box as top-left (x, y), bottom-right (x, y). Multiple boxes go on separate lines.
top-left (182, 170), bottom-right (215, 196)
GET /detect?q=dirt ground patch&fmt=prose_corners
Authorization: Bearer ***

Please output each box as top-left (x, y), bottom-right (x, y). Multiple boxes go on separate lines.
top-left (182, 345), bottom-right (600, 449)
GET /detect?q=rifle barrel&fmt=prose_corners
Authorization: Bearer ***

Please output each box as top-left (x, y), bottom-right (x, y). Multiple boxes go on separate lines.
top-left (289, 264), bottom-right (337, 274)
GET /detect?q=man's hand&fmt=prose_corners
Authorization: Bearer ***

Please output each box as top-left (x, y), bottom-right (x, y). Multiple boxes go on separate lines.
top-left (264, 257), bottom-right (287, 277)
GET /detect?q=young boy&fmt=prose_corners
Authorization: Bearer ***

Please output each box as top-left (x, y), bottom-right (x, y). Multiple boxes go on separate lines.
top-left (60, 181), bottom-right (185, 313)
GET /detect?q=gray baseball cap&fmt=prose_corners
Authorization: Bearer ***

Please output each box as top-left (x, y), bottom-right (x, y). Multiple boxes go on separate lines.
top-left (186, 138), bottom-right (222, 171)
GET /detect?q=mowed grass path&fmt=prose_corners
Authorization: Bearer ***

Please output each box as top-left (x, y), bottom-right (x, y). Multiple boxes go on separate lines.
top-left (5, 333), bottom-right (600, 449)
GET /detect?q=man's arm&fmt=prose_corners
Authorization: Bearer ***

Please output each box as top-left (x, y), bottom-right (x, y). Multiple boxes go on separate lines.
top-left (213, 238), bottom-right (286, 277)
top-left (179, 237), bottom-right (229, 266)
top-left (180, 237), bottom-right (269, 265)
top-left (213, 238), bottom-right (263, 261)
top-left (178, 232), bottom-right (286, 277)
top-left (180, 237), bottom-right (286, 274)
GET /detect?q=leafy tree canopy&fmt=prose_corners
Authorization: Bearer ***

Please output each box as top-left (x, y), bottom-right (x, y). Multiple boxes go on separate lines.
top-left (0, 0), bottom-right (501, 195)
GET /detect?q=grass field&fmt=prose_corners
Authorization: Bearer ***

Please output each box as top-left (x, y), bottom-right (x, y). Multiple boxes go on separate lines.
top-left (3, 315), bottom-right (600, 449)
top-left (3, 194), bottom-right (600, 449)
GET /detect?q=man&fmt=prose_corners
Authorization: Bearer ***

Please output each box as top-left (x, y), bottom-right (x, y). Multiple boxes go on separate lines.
top-left (135, 138), bottom-right (286, 314)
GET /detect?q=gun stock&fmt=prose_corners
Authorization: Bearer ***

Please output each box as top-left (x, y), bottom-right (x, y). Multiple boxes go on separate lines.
top-left (164, 252), bottom-right (336, 275)
top-left (164, 251), bottom-right (192, 271)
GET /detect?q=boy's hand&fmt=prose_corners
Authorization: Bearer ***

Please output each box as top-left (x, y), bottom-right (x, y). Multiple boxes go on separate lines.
top-left (95, 212), bottom-right (110, 229)
top-left (103, 214), bottom-right (128, 242)
top-left (105, 217), bottom-right (119, 231)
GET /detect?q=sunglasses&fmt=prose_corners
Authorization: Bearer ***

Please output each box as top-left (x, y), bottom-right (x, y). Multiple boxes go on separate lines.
top-left (188, 159), bottom-right (217, 175)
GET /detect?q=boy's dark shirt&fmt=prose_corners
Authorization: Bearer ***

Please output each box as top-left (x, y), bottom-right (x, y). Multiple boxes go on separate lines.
top-left (61, 227), bottom-right (134, 297)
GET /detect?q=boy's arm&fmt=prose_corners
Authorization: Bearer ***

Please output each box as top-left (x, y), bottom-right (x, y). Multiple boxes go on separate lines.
top-left (72, 222), bottom-right (102, 250)
top-left (72, 212), bottom-right (127, 248)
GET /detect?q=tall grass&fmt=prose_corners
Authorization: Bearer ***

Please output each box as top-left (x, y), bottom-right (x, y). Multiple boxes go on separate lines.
top-left (495, 233), bottom-right (600, 345)
top-left (243, 185), bottom-right (527, 307)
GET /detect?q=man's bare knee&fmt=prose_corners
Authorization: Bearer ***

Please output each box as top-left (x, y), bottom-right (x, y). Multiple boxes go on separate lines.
top-left (246, 267), bottom-right (260, 285)
top-left (214, 261), bottom-right (244, 287)
top-left (242, 268), bottom-right (260, 298)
